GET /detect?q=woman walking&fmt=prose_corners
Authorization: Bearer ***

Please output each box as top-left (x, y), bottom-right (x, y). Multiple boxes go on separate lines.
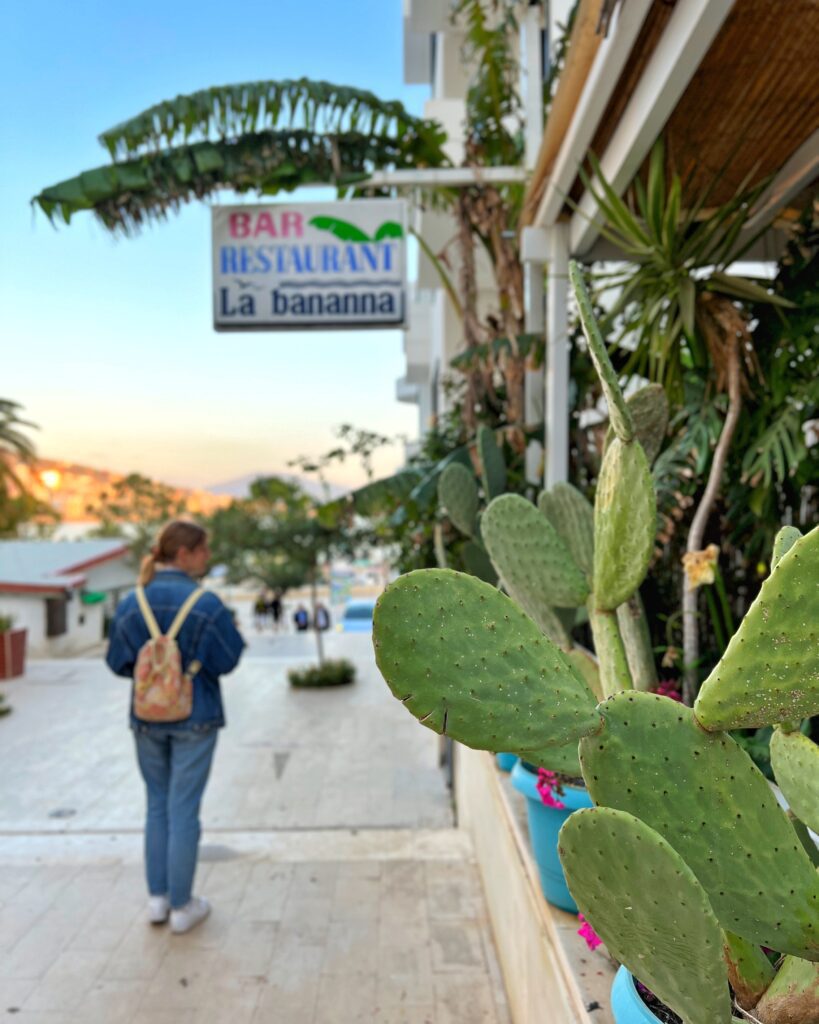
top-left (106, 521), bottom-right (244, 934)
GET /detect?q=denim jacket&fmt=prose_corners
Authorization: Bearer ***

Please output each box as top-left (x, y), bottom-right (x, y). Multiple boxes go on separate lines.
top-left (106, 569), bottom-right (245, 731)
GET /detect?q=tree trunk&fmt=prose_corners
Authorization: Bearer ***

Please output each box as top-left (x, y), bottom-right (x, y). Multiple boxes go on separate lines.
top-left (682, 295), bottom-right (744, 704)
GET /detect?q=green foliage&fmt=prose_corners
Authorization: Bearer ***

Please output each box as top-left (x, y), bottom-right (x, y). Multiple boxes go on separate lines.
top-left (209, 475), bottom-right (356, 596)
top-left (538, 483), bottom-right (595, 578)
top-left (288, 658), bottom-right (355, 687)
top-left (581, 140), bottom-right (790, 400)
top-left (0, 614), bottom-right (14, 632)
top-left (87, 472), bottom-right (189, 563)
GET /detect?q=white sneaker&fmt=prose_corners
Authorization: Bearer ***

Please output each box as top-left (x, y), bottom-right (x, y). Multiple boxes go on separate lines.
top-left (170, 896), bottom-right (211, 934)
top-left (147, 895), bottom-right (170, 924)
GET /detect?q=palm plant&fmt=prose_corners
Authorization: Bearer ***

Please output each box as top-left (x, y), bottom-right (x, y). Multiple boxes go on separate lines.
top-left (579, 142), bottom-right (796, 702)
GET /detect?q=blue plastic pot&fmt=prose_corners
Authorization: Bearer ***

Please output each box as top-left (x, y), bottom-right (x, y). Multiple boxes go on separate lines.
top-left (495, 752), bottom-right (519, 772)
top-left (510, 759), bottom-right (592, 912)
top-left (611, 966), bottom-right (660, 1024)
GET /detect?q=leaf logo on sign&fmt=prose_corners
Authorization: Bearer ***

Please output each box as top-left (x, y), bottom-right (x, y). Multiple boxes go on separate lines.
top-left (308, 217), bottom-right (404, 242)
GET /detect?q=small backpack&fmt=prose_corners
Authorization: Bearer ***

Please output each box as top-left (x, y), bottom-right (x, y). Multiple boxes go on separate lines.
top-left (133, 585), bottom-right (205, 722)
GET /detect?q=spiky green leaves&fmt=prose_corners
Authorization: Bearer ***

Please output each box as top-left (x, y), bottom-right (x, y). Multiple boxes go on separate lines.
top-left (538, 483), bottom-right (594, 577)
top-left (559, 808), bottom-right (731, 1024)
top-left (695, 525), bottom-right (819, 730)
top-left (373, 569), bottom-right (602, 762)
top-left (570, 261), bottom-right (635, 443)
top-left (477, 425), bottom-right (506, 500)
top-left (581, 693), bottom-right (819, 959)
top-left (482, 494), bottom-right (590, 622)
top-left (593, 437), bottom-right (656, 611)
top-left (438, 463), bottom-right (479, 538)
top-left (771, 729), bottom-right (819, 834)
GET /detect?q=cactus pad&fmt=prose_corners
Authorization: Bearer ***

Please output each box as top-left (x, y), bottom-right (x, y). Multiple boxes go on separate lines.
top-left (460, 539), bottom-right (498, 584)
top-left (477, 425), bottom-right (507, 500)
top-left (538, 483), bottom-right (595, 577)
top-left (695, 525), bottom-right (819, 730)
top-left (373, 569), bottom-right (602, 760)
top-left (772, 525), bottom-right (802, 569)
top-left (593, 437), bottom-right (656, 611)
top-left (438, 463), bottom-right (479, 538)
top-left (754, 956), bottom-right (819, 1024)
top-left (559, 807), bottom-right (731, 1024)
top-left (581, 692), bottom-right (819, 959)
top-left (604, 383), bottom-right (669, 466)
top-left (570, 260), bottom-right (635, 443)
top-left (770, 729), bottom-right (819, 834)
top-left (482, 494), bottom-right (590, 614)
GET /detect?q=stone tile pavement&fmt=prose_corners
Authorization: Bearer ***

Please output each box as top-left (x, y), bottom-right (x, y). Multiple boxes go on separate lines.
top-left (0, 631), bottom-right (510, 1023)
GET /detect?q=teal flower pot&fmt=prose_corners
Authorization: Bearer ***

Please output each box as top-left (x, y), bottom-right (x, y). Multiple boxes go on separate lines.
top-left (611, 967), bottom-right (660, 1024)
top-left (510, 759), bottom-right (592, 912)
top-left (495, 752), bottom-right (518, 772)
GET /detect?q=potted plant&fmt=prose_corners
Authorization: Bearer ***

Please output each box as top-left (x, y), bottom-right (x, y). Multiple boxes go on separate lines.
top-left (0, 614), bottom-right (26, 681)
top-left (372, 265), bottom-right (819, 1024)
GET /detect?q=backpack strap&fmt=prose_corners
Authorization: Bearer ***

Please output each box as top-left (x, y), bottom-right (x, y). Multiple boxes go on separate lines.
top-left (135, 585), bottom-right (161, 639)
top-left (167, 587), bottom-right (205, 641)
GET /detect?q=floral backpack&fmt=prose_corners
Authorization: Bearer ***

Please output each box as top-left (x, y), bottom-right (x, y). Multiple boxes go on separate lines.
top-left (133, 585), bottom-right (205, 722)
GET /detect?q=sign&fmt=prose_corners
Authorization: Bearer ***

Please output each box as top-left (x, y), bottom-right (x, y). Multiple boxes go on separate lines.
top-left (212, 200), bottom-right (407, 331)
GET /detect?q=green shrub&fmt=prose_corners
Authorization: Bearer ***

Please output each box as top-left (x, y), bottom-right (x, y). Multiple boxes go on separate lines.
top-left (288, 659), bottom-right (355, 687)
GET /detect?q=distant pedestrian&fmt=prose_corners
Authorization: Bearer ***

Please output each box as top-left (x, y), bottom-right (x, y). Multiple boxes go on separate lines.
top-left (254, 591), bottom-right (268, 631)
top-left (314, 603), bottom-right (331, 631)
top-left (106, 521), bottom-right (245, 934)
top-left (268, 591), bottom-right (283, 631)
top-left (293, 604), bottom-right (310, 632)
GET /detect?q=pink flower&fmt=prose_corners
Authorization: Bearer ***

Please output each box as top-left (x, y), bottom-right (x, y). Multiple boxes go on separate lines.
top-left (536, 768), bottom-right (566, 809)
top-left (653, 679), bottom-right (683, 703)
top-left (577, 914), bottom-right (602, 951)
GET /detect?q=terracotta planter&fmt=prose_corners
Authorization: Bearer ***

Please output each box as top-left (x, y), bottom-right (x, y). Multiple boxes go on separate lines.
top-left (0, 628), bottom-right (27, 680)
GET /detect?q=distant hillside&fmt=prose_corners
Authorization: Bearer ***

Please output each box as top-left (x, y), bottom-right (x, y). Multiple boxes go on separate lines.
top-left (10, 458), bottom-right (231, 522)
top-left (208, 472), bottom-right (347, 502)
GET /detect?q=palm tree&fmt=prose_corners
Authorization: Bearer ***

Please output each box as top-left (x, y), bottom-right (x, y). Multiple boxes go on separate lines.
top-left (0, 400), bottom-right (37, 484)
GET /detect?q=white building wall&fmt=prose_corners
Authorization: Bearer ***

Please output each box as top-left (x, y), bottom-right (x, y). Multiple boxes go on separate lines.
top-left (84, 558), bottom-right (136, 598)
top-left (0, 592), bottom-right (105, 658)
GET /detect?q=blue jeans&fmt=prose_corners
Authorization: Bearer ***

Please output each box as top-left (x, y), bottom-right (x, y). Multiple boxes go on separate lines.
top-left (134, 727), bottom-right (218, 909)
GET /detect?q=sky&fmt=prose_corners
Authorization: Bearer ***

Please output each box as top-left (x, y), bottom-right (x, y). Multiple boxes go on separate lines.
top-left (0, 1), bottom-right (430, 491)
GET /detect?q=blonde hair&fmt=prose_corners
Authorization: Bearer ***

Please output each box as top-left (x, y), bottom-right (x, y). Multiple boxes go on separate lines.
top-left (139, 520), bottom-right (208, 586)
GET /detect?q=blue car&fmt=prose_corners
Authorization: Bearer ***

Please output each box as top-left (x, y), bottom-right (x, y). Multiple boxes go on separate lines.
top-left (340, 599), bottom-right (376, 633)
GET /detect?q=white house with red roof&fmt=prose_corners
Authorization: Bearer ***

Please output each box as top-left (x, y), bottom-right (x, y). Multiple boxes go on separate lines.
top-left (0, 540), bottom-right (134, 656)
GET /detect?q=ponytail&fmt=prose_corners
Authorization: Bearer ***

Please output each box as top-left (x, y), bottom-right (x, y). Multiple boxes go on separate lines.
top-left (139, 521), bottom-right (207, 587)
top-left (139, 546), bottom-right (160, 586)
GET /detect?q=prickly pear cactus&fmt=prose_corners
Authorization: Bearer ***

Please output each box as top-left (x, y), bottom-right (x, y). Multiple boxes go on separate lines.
top-left (460, 538), bottom-right (498, 585)
top-left (483, 494), bottom-right (590, 612)
top-left (559, 807), bottom-right (731, 1024)
top-left (438, 463), bottom-right (479, 538)
top-left (772, 525), bottom-right (802, 569)
top-left (695, 525), bottom-right (819, 730)
top-left (373, 569), bottom-right (601, 765)
top-left (477, 425), bottom-right (507, 500)
top-left (593, 437), bottom-right (656, 611)
top-left (581, 692), bottom-right (819, 960)
top-left (603, 383), bottom-right (669, 466)
top-left (770, 728), bottom-right (819, 834)
top-left (538, 483), bottom-right (594, 577)
top-left (570, 260), bottom-right (635, 444)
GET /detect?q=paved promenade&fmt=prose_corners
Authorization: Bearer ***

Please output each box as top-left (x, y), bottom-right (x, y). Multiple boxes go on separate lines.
top-left (0, 629), bottom-right (510, 1023)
